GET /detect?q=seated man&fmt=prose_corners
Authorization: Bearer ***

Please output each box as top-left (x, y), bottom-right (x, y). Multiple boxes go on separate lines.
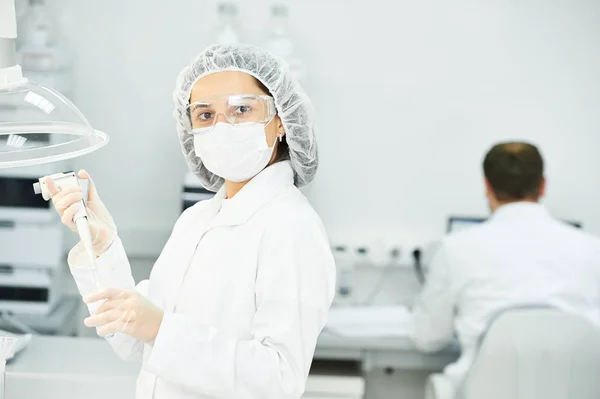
top-left (410, 141), bottom-right (600, 397)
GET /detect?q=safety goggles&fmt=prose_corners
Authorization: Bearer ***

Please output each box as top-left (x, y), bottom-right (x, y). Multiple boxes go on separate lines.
top-left (186, 94), bottom-right (277, 133)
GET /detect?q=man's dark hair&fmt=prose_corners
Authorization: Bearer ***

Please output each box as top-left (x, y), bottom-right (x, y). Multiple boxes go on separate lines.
top-left (483, 142), bottom-right (544, 201)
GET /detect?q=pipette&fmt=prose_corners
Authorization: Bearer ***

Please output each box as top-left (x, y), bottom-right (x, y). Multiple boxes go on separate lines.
top-left (34, 172), bottom-right (117, 338)
top-left (33, 171), bottom-right (101, 288)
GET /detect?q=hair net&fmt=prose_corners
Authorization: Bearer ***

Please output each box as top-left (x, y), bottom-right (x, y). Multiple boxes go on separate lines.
top-left (173, 44), bottom-right (318, 191)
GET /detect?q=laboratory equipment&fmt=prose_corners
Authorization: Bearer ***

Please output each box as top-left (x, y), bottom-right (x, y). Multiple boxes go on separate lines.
top-left (262, 3), bottom-right (306, 82)
top-left (212, 1), bottom-right (241, 45)
top-left (17, 0), bottom-right (72, 95)
top-left (181, 171), bottom-right (214, 212)
top-left (0, 263), bottom-right (65, 315)
top-left (33, 172), bottom-right (95, 268)
top-left (0, 169), bottom-right (53, 223)
top-left (0, 167), bottom-right (65, 315)
top-left (0, 336), bottom-right (16, 399)
top-left (32, 171), bottom-right (110, 338)
top-left (0, 0), bottom-right (108, 169)
top-left (13, 0), bottom-right (28, 36)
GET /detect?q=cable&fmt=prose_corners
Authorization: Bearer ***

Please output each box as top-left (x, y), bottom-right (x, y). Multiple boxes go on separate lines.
top-left (360, 267), bottom-right (390, 306)
top-left (413, 248), bottom-right (425, 285)
top-left (361, 248), bottom-right (401, 305)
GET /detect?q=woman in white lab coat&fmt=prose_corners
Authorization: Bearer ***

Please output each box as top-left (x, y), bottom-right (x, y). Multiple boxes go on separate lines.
top-left (46, 44), bottom-right (336, 399)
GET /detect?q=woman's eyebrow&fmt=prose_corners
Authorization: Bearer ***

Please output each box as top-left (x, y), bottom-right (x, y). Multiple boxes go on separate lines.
top-left (190, 103), bottom-right (211, 110)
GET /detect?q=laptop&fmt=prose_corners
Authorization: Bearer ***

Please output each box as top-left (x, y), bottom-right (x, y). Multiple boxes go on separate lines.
top-left (447, 216), bottom-right (582, 234)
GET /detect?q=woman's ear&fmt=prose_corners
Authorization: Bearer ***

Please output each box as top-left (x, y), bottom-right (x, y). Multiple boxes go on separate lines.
top-left (277, 116), bottom-right (286, 136)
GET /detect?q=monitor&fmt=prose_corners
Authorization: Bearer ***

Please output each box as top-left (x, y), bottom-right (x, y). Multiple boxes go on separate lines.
top-left (447, 216), bottom-right (582, 234)
top-left (447, 216), bottom-right (486, 233)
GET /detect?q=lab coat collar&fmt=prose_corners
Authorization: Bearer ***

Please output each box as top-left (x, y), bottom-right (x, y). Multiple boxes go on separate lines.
top-left (162, 162), bottom-right (294, 312)
top-left (489, 201), bottom-right (548, 223)
top-left (209, 161), bottom-right (295, 227)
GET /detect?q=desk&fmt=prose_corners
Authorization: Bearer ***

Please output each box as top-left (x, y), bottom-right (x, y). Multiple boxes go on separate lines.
top-left (316, 331), bottom-right (459, 399)
top-left (6, 336), bottom-right (138, 399)
top-left (3, 329), bottom-right (459, 399)
top-left (317, 331), bottom-right (459, 371)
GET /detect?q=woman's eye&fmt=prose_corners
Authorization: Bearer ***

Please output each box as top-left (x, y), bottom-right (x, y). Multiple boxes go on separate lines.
top-left (198, 112), bottom-right (213, 121)
top-left (235, 105), bottom-right (252, 114)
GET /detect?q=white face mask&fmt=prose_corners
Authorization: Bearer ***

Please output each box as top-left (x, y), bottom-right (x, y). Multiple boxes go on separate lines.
top-left (192, 122), bottom-right (277, 182)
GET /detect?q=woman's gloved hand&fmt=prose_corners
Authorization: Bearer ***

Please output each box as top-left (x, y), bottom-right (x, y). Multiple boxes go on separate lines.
top-left (83, 288), bottom-right (164, 343)
top-left (46, 169), bottom-right (117, 257)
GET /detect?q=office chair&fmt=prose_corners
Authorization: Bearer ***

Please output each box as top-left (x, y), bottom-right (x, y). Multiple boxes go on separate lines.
top-left (426, 308), bottom-right (600, 399)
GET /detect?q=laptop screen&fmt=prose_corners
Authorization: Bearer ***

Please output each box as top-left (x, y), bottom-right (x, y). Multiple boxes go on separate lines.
top-left (447, 217), bottom-right (486, 233)
top-left (447, 216), bottom-right (582, 233)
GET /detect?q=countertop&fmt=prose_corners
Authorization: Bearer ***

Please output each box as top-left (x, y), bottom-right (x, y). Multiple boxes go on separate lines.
top-left (3, 330), bottom-right (458, 398)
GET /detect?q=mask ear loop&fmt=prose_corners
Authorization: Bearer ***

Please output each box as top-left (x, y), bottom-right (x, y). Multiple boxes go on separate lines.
top-left (263, 112), bottom-right (282, 149)
top-left (268, 99), bottom-right (285, 144)
top-left (268, 133), bottom-right (279, 149)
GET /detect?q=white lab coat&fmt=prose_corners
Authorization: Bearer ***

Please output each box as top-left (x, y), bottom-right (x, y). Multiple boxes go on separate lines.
top-left (410, 202), bottom-right (600, 399)
top-left (67, 161), bottom-right (336, 399)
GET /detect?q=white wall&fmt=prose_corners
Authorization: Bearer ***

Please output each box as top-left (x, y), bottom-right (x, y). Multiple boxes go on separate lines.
top-left (45, 0), bottom-right (600, 256)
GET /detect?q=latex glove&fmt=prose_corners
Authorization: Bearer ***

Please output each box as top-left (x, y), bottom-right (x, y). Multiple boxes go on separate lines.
top-left (46, 169), bottom-right (117, 257)
top-left (83, 288), bottom-right (164, 343)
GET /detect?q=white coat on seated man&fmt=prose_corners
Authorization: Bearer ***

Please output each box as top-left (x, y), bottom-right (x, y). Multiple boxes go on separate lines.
top-left (410, 141), bottom-right (600, 399)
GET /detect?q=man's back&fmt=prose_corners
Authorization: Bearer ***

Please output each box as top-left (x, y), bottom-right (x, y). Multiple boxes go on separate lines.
top-left (411, 202), bottom-right (600, 388)
top-left (451, 203), bottom-right (600, 343)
